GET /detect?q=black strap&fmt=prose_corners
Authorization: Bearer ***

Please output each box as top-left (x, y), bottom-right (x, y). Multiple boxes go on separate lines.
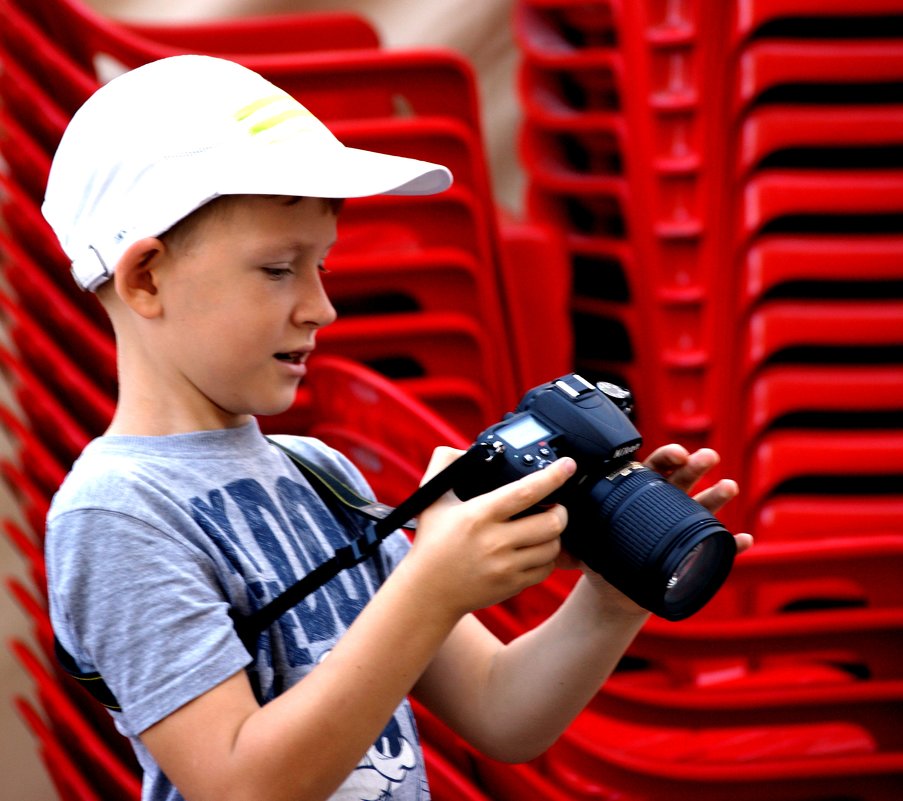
top-left (233, 440), bottom-right (492, 651)
top-left (54, 439), bottom-right (493, 709)
top-left (53, 636), bottom-right (123, 711)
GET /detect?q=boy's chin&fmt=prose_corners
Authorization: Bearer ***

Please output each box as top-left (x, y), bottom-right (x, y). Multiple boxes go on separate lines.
top-left (251, 391), bottom-right (306, 420)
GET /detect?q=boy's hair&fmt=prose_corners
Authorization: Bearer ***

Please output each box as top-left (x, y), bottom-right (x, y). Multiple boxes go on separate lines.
top-left (159, 195), bottom-right (345, 254)
top-left (42, 55), bottom-right (452, 293)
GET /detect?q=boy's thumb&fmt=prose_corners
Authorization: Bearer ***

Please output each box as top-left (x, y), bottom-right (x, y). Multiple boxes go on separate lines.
top-left (420, 446), bottom-right (467, 486)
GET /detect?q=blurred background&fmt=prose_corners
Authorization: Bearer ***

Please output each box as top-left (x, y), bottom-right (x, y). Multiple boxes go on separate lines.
top-left (1, 1), bottom-right (901, 799)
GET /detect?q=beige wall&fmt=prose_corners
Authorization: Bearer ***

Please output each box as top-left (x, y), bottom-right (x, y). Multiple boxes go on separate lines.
top-left (0, 2), bottom-right (522, 798)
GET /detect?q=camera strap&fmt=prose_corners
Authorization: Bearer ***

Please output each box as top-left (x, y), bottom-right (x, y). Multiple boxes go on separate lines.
top-left (54, 438), bottom-right (492, 710)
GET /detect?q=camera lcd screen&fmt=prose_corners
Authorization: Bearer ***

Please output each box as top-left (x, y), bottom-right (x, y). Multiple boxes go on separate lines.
top-left (497, 416), bottom-right (553, 449)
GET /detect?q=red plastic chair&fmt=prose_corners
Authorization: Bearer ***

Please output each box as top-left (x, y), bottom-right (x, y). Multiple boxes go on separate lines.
top-left (596, 666), bottom-right (903, 736)
top-left (300, 356), bottom-right (470, 504)
top-left (315, 310), bottom-right (510, 419)
top-left (6, 577), bottom-right (137, 760)
top-left (738, 234), bottom-right (903, 312)
top-left (0, 0), bottom-right (98, 113)
top-left (740, 299), bottom-right (903, 375)
top-left (744, 429), bottom-right (903, 516)
top-left (13, 695), bottom-right (106, 801)
top-left (3, 523), bottom-right (48, 600)
top-left (473, 755), bottom-right (577, 801)
top-left (12, 639), bottom-right (143, 800)
top-left (736, 170), bottom-right (903, 242)
top-left (0, 456), bottom-right (51, 546)
top-left (543, 708), bottom-right (903, 801)
top-left (754, 495), bottom-right (903, 543)
top-left (324, 246), bottom-right (494, 321)
top-left (0, 48), bottom-right (70, 154)
top-left (736, 104), bottom-right (903, 177)
top-left (732, 0), bottom-right (903, 44)
top-left (0, 106), bottom-right (53, 203)
top-left (733, 38), bottom-right (903, 114)
top-left (515, 0), bottom-right (617, 51)
top-left (0, 172), bottom-right (79, 293)
top-left (10, 0), bottom-right (485, 133)
top-left (0, 403), bottom-right (68, 499)
top-left (742, 364), bottom-right (903, 442)
top-left (496, 218), bottom-right (574, 392)
top-left (124, 9), bottom-right (380, 54)
top-left (307, 355), bottom-right (468, 456)
top-left (0, 291), bottom-right (116, 433)
top-left (0, 343), bottom-right (91, 465)
top-left (422, 743), bottom-right (490, 801)
top-left (701, 534), bottom-right (903, 618)
top-left (0, 231), bottom-right (117, 391)
top-left (303, 424), bottom-right (424, 509)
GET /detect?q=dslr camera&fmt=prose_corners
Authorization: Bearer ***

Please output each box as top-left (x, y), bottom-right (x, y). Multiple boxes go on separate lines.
top-left (454, 374), bottom-right (736, 620)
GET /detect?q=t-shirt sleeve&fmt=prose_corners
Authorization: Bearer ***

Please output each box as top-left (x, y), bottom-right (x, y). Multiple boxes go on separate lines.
top-left (46, 507), bottom-right (252, 737)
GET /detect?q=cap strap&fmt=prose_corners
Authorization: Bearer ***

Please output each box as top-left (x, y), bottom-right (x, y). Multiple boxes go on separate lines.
top-left (71, 246), bottom-right (111, 292)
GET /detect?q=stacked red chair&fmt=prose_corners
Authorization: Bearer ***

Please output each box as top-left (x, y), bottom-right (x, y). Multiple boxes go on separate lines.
top-left (504, 0), bottom-right (903, 799)
top-left (0, 0), bottom-right (577, 798)
top-left (4, 0), bottom-right (903, 799)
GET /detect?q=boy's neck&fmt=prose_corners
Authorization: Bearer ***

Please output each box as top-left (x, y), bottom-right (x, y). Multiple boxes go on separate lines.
top-left (105, 402), bottom-right (254, 437)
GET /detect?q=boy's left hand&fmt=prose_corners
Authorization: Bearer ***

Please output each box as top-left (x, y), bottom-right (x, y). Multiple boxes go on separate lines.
top-left (561, 444), bottom-right (754, 609)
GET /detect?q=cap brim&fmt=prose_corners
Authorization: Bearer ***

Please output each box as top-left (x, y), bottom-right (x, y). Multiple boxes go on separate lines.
top-left (214, 141), bottom-right (453, 200)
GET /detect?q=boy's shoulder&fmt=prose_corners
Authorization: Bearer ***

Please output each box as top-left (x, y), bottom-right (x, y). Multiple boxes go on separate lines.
top-left (48, 426), bottom-right (366, 523)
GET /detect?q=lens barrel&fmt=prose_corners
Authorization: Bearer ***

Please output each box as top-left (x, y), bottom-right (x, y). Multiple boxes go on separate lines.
top-left (563, 464), bottom-right (736, 620)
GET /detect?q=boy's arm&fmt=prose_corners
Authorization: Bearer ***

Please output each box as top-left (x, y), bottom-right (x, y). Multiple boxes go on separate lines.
top-left (412, 444), bottom-right (753, 762)
top-left (140, 456), bottom-right (576, 801)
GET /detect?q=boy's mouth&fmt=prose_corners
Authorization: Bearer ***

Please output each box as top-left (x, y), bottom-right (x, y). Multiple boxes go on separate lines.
top-left (274, 352), bottom-right (303, 365)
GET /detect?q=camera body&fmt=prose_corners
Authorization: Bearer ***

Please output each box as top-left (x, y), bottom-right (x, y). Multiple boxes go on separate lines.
top-left (455, 373), bottom-right (642, 498)
top-left (455, 374), bottom-right (736, 620)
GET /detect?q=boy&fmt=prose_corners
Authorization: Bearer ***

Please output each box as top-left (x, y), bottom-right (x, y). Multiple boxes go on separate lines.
top-left (42, 56), bottom-right (750, 801)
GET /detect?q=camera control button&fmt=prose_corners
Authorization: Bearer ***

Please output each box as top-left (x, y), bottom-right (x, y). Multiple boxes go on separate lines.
top-left (538, 447), bottom-right (552, 457)
top-left (522, 454), bottom-right (535, 464)
top-left (537, 459), bottom-right (553, 470)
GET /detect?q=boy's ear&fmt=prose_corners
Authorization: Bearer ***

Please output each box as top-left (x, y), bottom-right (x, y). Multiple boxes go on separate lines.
top-left (113, 237), bottom-right (166, 318)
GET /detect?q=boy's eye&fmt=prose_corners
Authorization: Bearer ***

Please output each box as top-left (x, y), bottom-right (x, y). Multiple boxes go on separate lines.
top-left (262, 266), bottom-right (293, 280)
top-left (318, 261), bottom-right (331, 275)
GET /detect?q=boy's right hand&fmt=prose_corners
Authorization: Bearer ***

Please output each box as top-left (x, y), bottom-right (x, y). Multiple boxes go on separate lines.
top-left (409, 447), bottom-right (576, 617)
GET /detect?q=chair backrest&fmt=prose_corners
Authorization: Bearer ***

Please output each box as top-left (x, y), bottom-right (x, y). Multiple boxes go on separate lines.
top-left (739, 234), bottom-right (903, 312)
top-left (125, 9), bottom-right (380, 54)
top-left (545, 706), bottom-right (903, 801)
top-left (11, 639), bottom-right (142, 800)
top-left (0, 291), bottom-right (116, 432)
top-left (733, 39), bottom-right (903, 114)
top-left (736, 104), bottom-right (903, 178)
top-left (304, 355), bottom-right (470, 504)
top-left (13, 695), bottom-right (105, 801)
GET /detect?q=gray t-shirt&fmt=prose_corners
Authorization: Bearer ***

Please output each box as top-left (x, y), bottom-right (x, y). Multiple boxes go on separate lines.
top-left (45, 419), bottom-right (430, 801)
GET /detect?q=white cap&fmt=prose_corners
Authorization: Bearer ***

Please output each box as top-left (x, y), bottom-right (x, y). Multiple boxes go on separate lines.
top-left (42, 55), bottom-right (454, 292)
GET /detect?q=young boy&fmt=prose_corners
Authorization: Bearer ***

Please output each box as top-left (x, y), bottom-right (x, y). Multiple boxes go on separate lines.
top-left (42, 56), bottom-right (750, 801)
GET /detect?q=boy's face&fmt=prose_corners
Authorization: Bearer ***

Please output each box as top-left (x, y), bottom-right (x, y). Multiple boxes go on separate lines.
top-left (148, 195), bottom-right (337, 429)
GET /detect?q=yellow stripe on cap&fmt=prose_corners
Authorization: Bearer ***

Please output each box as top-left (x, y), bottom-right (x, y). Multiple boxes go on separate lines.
top-left (234, 93), bottom-right (287, 121)
top-left (249, 108), bottom-right (311, 135)
top-left (234, 93), bottom-right (316, 140)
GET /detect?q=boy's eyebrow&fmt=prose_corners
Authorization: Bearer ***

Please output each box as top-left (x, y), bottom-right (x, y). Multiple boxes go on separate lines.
top-left (253, 238), bottom-right (337, 258)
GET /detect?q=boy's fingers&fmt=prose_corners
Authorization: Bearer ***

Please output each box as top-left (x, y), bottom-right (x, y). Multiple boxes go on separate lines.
top-left (692, 478), bottom-right (739, 514)
top-left (483, 457), bottom-right (577, 519)
top-left (643, 443), bottom-right (689, 476)
top-left (645, 445), bottom-right (720, 494)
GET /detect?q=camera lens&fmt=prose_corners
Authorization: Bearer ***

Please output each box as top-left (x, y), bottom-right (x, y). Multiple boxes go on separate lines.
top-left (563, 464), bottom-right (736, 620)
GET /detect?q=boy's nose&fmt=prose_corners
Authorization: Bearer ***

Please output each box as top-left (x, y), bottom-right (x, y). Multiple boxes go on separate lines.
top-left (294, 277), bottom-right (337, 329)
